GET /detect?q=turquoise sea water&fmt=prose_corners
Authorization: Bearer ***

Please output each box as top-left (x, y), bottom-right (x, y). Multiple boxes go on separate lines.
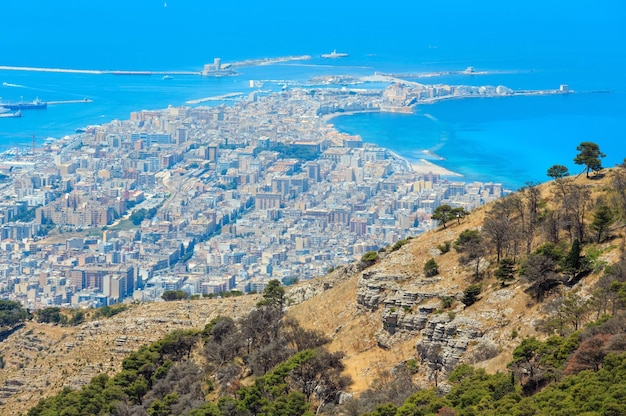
top-left (332, 91), bottom-right (626, 189)
top-left (1, 0), bottom-right (625, 190)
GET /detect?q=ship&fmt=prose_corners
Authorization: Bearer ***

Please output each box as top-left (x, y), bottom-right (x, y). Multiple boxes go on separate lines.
top-left (321, 50), bottom-right (349, 59)
top-left (162, 75), bottom-right (174, 80)
top-left (0, 109), bottom-right (23, 118)
top-left (1, 97), bottom-right (47, 110)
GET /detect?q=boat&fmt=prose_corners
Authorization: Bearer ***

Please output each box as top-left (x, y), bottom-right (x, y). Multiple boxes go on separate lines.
top-left (0, 110), bottom-right (23, 118)
top-left (162, 75), bottom-right (174, 80)
top-left (1, 97), bottom-right (47, 110)
top-left (321, 50), bottom-right (349, 59)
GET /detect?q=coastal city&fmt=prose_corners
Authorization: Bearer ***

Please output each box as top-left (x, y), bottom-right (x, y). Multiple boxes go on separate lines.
top-left (0, 76), bottom-right (569, 309)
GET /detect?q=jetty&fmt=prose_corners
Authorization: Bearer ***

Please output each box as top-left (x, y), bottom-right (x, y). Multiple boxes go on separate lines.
top-left (47, 98), bottom-right (93, 105)
top-left (47, 98), bottom-right (94, 105)
top-left (185, 93), bottom-right (243, 105)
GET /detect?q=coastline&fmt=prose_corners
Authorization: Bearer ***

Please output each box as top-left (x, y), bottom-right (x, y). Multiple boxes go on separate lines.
top-left (323, 110), bottom-right (463, 178)
top-left (410, 158), bottom-right (463, 177)
top-left (321, 109), bottom-right (380, 124)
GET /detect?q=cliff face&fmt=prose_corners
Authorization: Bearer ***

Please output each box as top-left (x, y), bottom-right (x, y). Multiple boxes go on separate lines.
top-left (355, 253), bottom-right (494, 375)
top-left (286, 216), bottom-right (537, 392)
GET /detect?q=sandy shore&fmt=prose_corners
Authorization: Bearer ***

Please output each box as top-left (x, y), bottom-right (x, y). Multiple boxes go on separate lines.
top-left (322, 112), bottom-right (463, 178)
top-left (320, 109), bottom-right (380, 124)
top-left (410, 158), bottom-right (463, 177)
top-left (385, 148), bottom-right (463, 178)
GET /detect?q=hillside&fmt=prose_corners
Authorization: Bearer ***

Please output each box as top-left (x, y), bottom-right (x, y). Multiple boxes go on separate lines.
top-left (290, 167), bottom-right (626, 392)
top-left (1, 165), bottom-right (626, 415)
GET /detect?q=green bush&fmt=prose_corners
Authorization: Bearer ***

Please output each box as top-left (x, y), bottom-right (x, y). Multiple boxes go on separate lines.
top-left (93, 304), bottom-right (129, 319)
top-left (424, 258), bottom-right (439, 277)
top-left (437, 241), bottom-right (451, 254)
top-left (361, 251), bottom-right (379, 265)
top-left (462, 284), bottom-right (482, 306)
top-left (441, 296), bottom-right (454, 309)
top-left (161, 290), bottom-right (189, 301)
top-left (391, 237), bottom-right (412, 252)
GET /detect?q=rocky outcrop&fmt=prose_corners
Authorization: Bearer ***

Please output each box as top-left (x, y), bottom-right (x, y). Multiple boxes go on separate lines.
top-left (416, 314), bottom-right (487, 373)
top-left (380, 298), bottom-right (440, 336)
top-left (287, 263), bottom-right (361, 305)
top-left (356, 261), bottom-right (490, 372)
top-left (356, 269), bottom-right (415, 310)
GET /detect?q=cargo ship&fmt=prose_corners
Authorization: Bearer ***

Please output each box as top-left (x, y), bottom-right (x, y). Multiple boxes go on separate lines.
top-left (1, 97), bottom-right (47, 110)
top-left (321, 50), bottom-right (349, 59)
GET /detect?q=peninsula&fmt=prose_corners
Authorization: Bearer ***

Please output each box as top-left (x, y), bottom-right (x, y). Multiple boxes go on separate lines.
top-left (0, 81), bottom-right (507, 310)
top-left (0, 50), bottom-right (574, 310)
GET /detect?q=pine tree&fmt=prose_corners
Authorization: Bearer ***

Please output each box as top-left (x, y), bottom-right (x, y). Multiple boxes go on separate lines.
top-left (495, 258), bottom-right (516, 286)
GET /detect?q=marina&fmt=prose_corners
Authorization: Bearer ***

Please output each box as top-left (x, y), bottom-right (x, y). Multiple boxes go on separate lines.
top-left (0, 97), bottom-right (93, 119)
top-left (0, 97), bottom-right (47, 110)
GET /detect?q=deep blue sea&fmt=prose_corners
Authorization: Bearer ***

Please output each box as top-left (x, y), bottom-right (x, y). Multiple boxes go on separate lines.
top-left (1, 0), bottom-right (625, 190)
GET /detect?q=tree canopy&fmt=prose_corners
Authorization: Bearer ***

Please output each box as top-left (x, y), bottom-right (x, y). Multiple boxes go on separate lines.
top-left (0, 300), bottom-right (30, 329)
top-left (574, 141), bottom-right (606, 178)
top-left (547, 164), bottom-right (570, 180)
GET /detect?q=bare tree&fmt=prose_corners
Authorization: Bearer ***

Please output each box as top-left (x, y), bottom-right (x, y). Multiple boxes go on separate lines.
top-left (517, 184), bottom-right (541, 255)
top-left (542, 209), bottom-right (561, 245)
top-left (289, 349), bottom-right (347, 401)
top-left (611, 168), bottom-right (626, 220)
top-left (563, 182), bottom-right (592, 243)
top-left (483, 199), bottom-right (514, 263)
top-left (455, 229), bottom-right (486, 280)
top-left (521, 253), bottom-right (561, 301)
top-left (281, 316), bottom-right (329, 352)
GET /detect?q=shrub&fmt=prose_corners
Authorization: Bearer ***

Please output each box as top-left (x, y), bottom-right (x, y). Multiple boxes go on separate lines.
top-left (162, 290), bottom-right (190, 301)
top-left (391, 237), bottom-right (411, 252)
top-left (441, 296), bottom-right (454, 309)
top-left (93, 304), bottom-right (130, 319)
top-left (361, 251), bottom-right (379, 266)
top-left (437, 241), bottom-right (452, 254)
top-left (424, 258), bottom-right (439, 277)
top-left (462, 284), bottom-right (482, 306)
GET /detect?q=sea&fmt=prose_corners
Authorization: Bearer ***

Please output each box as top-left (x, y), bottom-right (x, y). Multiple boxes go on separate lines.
top-left (1, 0), bottom-right (625, 190)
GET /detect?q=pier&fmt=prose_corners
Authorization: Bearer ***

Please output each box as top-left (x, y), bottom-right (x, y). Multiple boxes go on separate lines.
top-left (185, 93), bottom-right (243, 105)
top-left (47, 98), bottom-right (94, 105)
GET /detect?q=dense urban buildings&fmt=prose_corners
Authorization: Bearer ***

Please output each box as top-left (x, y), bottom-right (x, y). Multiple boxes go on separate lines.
top-left (0, 83), bottom-right (505, 309)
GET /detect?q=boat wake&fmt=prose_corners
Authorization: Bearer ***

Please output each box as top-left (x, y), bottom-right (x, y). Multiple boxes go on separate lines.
top-left (421, 149), bottom-right (445, 160)
top-left (2, 82), bottom-right (26, 88)
top-left (422, 113), bottom-right (439, 122)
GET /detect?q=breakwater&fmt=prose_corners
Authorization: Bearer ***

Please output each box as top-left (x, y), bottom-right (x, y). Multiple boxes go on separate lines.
top-left (0, 55), bottom-right (312, 77)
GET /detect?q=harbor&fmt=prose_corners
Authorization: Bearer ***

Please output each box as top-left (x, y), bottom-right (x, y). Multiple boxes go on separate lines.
top-left (0, 97), bottom-right (93, 119)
